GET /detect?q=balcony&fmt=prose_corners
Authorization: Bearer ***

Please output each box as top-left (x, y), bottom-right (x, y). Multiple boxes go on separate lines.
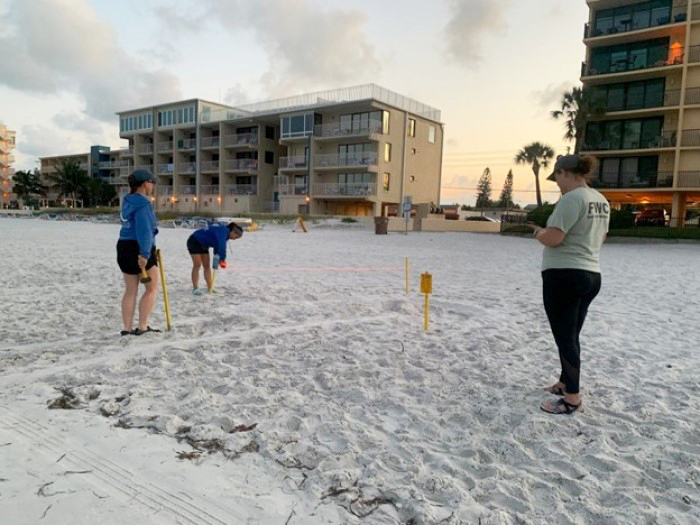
top-left (178, 185), bottom-right (196, 196)
top-left (157, 141), bottom-right (173, 153)
top-left (0, 141), bottom-right (12, 154)
top-left (178, 138), bottom-right (196, 150)
top-left (224, 159), bottom-right (257, 172)
top-left (200, 185), bottom-right (220, 195)
top-left (201, 136), bottom-right (220, 149)
top-left (156, 163), bottom-right (174, 175)
top-left (681, 129), bottom-right (700, 147)
top-left (314, 120), bottom-right (382, 139)
top-left (677, 171), bottom-right (700, 187)
top-left (122, 147), bottom-right (134, 157)
top-left (313, 183), bottom-right (377, 197)
top-left (591, 171), bottom-right (674, 189)
top-left (137, 143), bottom-right (154, 155)
top-left (224, 184), bottom-right (257, 195)
top-left (176, 162), bottom-right (196, 174)
top-left (279, 155), bottom-right (308, 170)
top-left (278, 184), bottom-right (308, 196)
top-left (584, 5), bottom-right (691, 39)
top-left (201, 160), bottom-right (220, 173)
top-left (314, 151), bottom-right (379, 169)
top-left (157, 187), bottom-right (173, 197)
top-left (223, 133), bottom-right (258, 148)
top-left (582, 47), bottom-right (684, 78)
top-left (581, 130), bottom-right (677, 152)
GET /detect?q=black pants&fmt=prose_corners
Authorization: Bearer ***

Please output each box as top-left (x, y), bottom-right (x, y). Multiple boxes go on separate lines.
top-left (542, 269), bottom-right (601, 394)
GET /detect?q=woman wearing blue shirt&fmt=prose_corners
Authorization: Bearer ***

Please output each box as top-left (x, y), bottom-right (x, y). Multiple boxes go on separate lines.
top-left (116, 169), bottom-right (160, 335)
top-left (187, 222), bottom-right (243, 295)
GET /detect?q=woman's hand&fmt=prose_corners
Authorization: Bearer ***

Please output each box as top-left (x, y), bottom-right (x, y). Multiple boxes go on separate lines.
top-left (138, 255), bottom-right (148, 268)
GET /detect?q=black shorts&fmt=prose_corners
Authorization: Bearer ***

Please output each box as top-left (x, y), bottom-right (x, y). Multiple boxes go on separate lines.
top-left (187, 234), bottom-right (209, 255)
top-left (117, 240), bottom-right (157, 275)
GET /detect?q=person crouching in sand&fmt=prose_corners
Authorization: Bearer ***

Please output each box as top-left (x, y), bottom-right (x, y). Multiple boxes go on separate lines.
top-left (186, 222), bottom-right (243, 295)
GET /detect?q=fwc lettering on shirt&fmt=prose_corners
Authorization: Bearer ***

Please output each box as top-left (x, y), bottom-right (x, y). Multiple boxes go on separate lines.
top-left (587, 201), bottom-right (609, 219)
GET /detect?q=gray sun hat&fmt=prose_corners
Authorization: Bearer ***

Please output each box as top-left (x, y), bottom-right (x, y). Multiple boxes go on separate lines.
top-left (130, 168), bottom-right (157, 183)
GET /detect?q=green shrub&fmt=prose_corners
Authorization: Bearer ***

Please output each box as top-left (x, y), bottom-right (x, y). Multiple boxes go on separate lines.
top-left (341, 217), bottom-right (358, 223)
top-left (609, 209), bottom-right (635, 229)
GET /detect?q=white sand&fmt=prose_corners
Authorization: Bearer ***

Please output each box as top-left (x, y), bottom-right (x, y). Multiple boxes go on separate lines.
top-left (1, 218), bottom-right (699, 524)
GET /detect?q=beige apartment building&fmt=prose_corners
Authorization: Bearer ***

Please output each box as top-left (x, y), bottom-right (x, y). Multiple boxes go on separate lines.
top-left (582, 0), bottom-right (700, 223)
top-left (1, 122), bottom-right (16, 208)
top-left (107, 83), bottom-right (442, 217)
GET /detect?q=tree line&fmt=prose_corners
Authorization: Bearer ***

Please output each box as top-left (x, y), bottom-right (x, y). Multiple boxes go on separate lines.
top-left (12, 159), bottom-right (116, 208)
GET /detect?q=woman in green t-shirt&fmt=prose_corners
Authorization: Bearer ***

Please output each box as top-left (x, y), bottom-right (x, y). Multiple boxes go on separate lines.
top-left (529, 155), bottom-right (610, 415)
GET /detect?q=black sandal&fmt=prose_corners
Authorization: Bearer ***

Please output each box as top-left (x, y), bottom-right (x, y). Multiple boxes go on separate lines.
top-left (132, 326), bottom-right (162, 336)
top-left (544, 384), bottom-right (566, 396)
top-left (120, 330), bottom-right (132, 336)
top-left (541, 398), bottom-right (583, 415)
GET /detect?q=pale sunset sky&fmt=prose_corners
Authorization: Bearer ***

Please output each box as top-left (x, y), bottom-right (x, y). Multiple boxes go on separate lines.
top-left (0, 0), bottom-right (590, 207)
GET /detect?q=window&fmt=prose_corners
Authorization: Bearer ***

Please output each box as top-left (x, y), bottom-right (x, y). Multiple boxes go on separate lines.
top-left (408, 118), bottom-right (416, 137)
top-left (265, 151), bottom-right (274, 164)
top-left (428, 126), bottom-right (435, 144)
top-left (383, 172), bottom-right (390, 191)
top-left (382, 111), bottom-right (390, 134)
top-left (384, 143), bottom-right (392, 162)
top-left (265, 126), bottom-right (275, 139)
top-left (585, 116), bottom-right (663, 150)
top-left (280, 113), bottom-right (317, 138)
top-left (411, 147), bottom-right (417, 154)
top-left (409, 175), bottom-right (415, 182)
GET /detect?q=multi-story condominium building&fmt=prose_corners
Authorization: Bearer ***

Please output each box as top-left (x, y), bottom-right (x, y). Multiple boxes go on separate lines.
top-left (39, 146), bottom-right (130, 206)
top-left (113, 84), bottom-right (443, 216)
top-left (582, 0), bottom-right (700, 223)
top-left (1, 122), bottom-right (16, 208)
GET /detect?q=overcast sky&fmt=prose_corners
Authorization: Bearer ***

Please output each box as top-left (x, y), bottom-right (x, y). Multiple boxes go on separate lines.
top-left (0, 0), bottom-right (589, 207)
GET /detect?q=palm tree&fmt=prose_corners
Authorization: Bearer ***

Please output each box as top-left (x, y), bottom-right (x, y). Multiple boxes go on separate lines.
top-left (47, 159), bottom-right (90, 207)
top-left (12, 168), bottom-right (46, 206)
top-left (515, 142), bottom-right (555, 208)
top-left (551, 86), bottom-right (606, 154)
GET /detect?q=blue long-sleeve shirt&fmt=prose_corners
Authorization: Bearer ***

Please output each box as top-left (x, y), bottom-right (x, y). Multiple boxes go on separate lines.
top-left (192, 224), bottom-right (230, 260)
top-left (119, 194), bottom-right (158, 258)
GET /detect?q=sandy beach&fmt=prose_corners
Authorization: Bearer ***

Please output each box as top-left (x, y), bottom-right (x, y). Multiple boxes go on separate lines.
top-left (1, 217), bottom-right (699, 524)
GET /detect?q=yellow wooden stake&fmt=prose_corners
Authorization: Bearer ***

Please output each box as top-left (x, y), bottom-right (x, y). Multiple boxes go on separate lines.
top-left (420, 272), bottom-right (433, 331)
top-left (296, 217), bottom-right (308, 233)
top-left (405, 257), bottom-right (409, 294)
top-left (156, 249), bottom-right (172, 331)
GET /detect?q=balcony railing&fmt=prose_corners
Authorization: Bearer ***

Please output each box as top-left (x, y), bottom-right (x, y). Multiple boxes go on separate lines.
top-left (581, 130), bottom-right (677, 151)
top-left (177, 162), bottom-right (196, 174)
top-left (314, 151), bottom-right (378, 168)
top-left (201, 136), bottom-right (220, 149)
top-left (137, 144), bottom-right (154, 155)
top-left (314, 120), bottom-right (383, 138)
top-left (157, 141), bottom-right (173, 153)
top-left (690, 45), bottom-right (700, 63)
top-left (200, 185), bottom-right (220, 195)
top-left (581, 47), bottom-right (684, 77)
top-left (681, 129), bottom-right (700, 147)
top-left (584, 6), bottom-right (691, 39)
top-left (591, 172), bottom-right (674, 189)
top-left (224, 159), bottom-right (257, 171)
top-left (178, 138), bottom-right (196, 150)
top-left (122, 147), bottom-right (134, 156)
top-left (201, 160), bottom-right (220, 172)
top-left (313, 183), bottom-right (377, 196)
top-left (686, 87), bottom-right (700, 105)
top-left (677, 171), bottom-right (700, 187)
top-left (223, 133), bottom-right (258, 148)
top-left (278, 184), bottom-right (308, 196)
top-left (178, 185), bottom-right (196, 195)
top-left (157, 187), bottom-right (173, 197)
top-left (156, 163), bottom-right (174, 175)
top-left (279, 155), bottom-right (308, 169)
top-left (224, 184), bottom-right (257, 195)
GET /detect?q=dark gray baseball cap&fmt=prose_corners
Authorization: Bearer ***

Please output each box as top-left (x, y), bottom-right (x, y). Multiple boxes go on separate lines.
top-left (130, 168), bottom-right (157, 183)
top-left (547, 155), bottom-right (585, 181)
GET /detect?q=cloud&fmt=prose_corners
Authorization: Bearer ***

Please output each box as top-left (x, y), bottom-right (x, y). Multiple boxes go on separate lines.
top-left (0, 0), bottom-right (182, 121)
top-left (200, 0), bottom-right (380, 96)
top-left (52, 112), bottom-right (104, 136)
top-left (531, 82), bottom-right (575, 110)
top-left (443, 0), bottom-right (512, 67)
top-left (17, 124), bottom-right (89, 158)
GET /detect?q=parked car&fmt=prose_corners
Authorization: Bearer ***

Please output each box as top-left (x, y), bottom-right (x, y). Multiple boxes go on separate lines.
top-left (635, 209), bottom-right (668, 227)
top-left (464, 215), bottom-right (499, 222)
